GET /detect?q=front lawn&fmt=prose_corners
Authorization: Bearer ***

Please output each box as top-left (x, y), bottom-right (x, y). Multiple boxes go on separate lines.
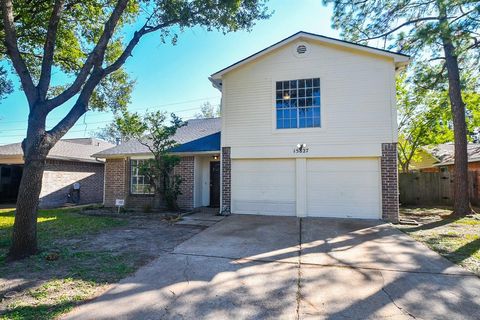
top-left (398, 207), bottom-right (480, 276)
top-left (0, 206), bottom-right (202, 320)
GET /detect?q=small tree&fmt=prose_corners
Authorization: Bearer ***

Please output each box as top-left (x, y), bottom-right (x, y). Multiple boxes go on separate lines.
top-left (117, 111), bottom-right (185, 210)
top-left (92, 120), bottom-right (125, 145)
top-left (195, 101), bottom-right (220, 119)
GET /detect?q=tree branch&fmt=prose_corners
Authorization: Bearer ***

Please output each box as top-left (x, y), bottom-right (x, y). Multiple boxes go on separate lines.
top-left (1, 0), bottom-right (37, 106)
top-left (37, 0), bottom-right (65, 100)
top-left (104, 17), bottom-right (181, 75)
top-left (360, 17), bottom-right (440, 41)
top-left (45, 0), bottom-right (130, 110)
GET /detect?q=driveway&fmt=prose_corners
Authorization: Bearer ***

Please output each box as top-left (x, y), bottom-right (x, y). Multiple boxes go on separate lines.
top-left (64, 215), bottom-right (480, 320)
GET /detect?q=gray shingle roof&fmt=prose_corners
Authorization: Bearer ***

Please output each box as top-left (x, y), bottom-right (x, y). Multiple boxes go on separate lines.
top-left (425, 143), bottom-right (480, 165)
top-left (0, 138), bottom-right (114, 163)
top-left (94, 117), bottom-right (221, 158)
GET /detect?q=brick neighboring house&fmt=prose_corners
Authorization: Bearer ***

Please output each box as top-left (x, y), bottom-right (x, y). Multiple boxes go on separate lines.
top-left (97, 31), bottom-right (409, 222)
top-left (0, 138), bottom-right (114, 207)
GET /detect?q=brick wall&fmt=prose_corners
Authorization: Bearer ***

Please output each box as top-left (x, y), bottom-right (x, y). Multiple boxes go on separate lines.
top-left (221, 147), bottom-right (231, 214)
top-left (381, 143), bottom-right (399, 222)
top-left (104, 158), bottom-right (127, 207)
top-left (104, 156), bottom-right (195, 211)
top-left (174, 156), bottom-right (194, 210)
top-left (40, 159), bottom-right (105, 208)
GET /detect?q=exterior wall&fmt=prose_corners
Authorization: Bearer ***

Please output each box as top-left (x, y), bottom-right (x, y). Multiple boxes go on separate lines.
top-left (40, 159), bottom-right (105, 208)
top-left (104, 158), bottom-right (128, 207)
top-left (221, 147), bottom-right (231, 213)
top-left (381, 143), bottom-right (399, 222)
top-left (174, 156), bottom-right (195, 210)
top-left (221, 38), bottom-right (397, 159)
top-left (104, 156), bottom-right (195, 210)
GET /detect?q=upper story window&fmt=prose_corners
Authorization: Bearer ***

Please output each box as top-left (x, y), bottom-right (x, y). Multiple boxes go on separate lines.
top-left (130, 159), bottom-right (154, 195)
top-left (276, 78), bottom-right (321, 129)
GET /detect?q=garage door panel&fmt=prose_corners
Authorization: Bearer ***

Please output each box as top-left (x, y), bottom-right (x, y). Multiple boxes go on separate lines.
top-left (231, 159), bottom-right (296, 216)
top-left (306, 158), bottom-right (381, 219)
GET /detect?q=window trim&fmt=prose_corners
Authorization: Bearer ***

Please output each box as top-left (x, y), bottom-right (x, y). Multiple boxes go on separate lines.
top-left (129, 158), bottom-right (155, 195)
top-left (271, 76), bottom-right (326, 133)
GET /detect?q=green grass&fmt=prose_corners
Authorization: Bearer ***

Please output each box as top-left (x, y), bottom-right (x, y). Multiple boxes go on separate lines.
top-left (0, 207), bottom-right (137, 320)
top-left (398, 211), bottom-right (480, 276)
top-left (0, 207), bottom-right (126, 255)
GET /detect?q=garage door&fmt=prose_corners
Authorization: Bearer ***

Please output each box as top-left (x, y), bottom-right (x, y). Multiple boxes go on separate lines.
top-left (231, 159), bottom-right (296, 216)
top-left (306, 158), bottom-right (381, 219)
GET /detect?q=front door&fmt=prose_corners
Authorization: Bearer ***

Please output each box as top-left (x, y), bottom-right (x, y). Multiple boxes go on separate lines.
top-left (209, 161), bottom-right (220, 207)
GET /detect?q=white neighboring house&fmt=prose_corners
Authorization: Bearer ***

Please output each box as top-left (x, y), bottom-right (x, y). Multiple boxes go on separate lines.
top-left (211, 31), bottom-right (409, 221)
top-left (96, 31), bottom-right (408, 222)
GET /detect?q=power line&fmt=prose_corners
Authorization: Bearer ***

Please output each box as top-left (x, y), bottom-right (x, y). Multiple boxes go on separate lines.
top-left (0, 103), bottom-right (216, 139)
top-left (0, 95), bottom-right (220, 124)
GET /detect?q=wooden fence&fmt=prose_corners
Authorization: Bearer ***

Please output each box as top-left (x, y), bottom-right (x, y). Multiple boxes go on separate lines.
top-left (399, 171), bottom-right (480, 206)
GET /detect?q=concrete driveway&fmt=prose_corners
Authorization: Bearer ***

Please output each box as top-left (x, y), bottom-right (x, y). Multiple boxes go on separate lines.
top-left (65, 215), bottom-right (480, 320)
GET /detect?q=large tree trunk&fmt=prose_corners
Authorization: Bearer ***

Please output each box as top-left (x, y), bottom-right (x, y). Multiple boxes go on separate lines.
top-left (8, 153), bottom-right (47, 259)
top-left (442, 39), bottom-right (471, 216)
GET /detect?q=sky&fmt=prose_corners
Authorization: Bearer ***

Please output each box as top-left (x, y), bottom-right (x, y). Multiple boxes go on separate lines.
top-left (0, 0), bottom-right (340, 145)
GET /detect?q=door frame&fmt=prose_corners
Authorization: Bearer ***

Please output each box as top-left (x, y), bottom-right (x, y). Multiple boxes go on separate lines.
top-left (209, 161), bottom-right (220, 207)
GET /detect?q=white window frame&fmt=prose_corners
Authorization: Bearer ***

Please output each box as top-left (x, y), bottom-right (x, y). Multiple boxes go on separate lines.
top-left (130, 159), bottom-right (154, 195)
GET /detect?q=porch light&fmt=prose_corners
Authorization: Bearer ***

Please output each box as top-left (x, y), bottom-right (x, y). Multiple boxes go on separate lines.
top-left (213, 155), bottom-right (219, 160)
top-left (283, 91), bottom-right (290, 100)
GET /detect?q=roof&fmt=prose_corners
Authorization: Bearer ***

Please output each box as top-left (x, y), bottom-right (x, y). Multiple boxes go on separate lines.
top-left (424, 143), bottom-right (480, 166)
top-left (209, 31), bottom-right (410, 85)
top-left (94, 117), bottom-right (221, 158)
top-left (0, 138), bottom-right (114, 163)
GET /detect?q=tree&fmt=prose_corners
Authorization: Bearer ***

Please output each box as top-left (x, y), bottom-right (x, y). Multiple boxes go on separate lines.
top-left (195, 101), bottom-right (220, 119)
top-left (324, 0), bottom-right (480, 216)
top-left (116, 111), bottom-right (185, 210)
top-left (1, 0), bottom-right (270, 259)
top-left (92, 121), bottom-right (124, 145)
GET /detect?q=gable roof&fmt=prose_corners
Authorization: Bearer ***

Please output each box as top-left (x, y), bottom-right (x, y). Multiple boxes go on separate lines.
top-left (0, 138), bottom-right (114, 163)
top-left (94, 117), bottom-right (221, 158)
top-left (209, 31), bottom-right (410, 86)
top-left (424, 143), bottom-right (480, 166)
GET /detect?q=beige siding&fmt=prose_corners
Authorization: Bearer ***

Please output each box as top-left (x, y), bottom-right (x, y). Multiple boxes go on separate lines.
top-left (221, 39), bottom-right (397, 158)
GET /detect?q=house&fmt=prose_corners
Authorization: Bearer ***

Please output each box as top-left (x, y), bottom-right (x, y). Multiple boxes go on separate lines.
top-left (0, 138), bottom-right (114, 207)
top-left (412, 143), bottom-right (480, 173)
top-left (96, 31), bottom-right (409, 222)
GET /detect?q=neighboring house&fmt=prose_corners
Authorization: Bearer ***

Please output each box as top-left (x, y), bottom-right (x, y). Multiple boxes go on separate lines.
top-left (97, 31), bottom-right (409, 222)
top-left (412, 143), bottom-right (480, 173)
top-left (0, 138), bottom-right (114, 207)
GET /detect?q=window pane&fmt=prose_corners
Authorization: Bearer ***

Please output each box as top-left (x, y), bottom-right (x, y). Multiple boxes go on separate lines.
top-left (290, 80), bottom-right (297, 89)
top-left (290, 98), bottom-right (297, 108)
top-left (306, 118), bottom-right (313, 127)
top-left (313, 87), bottom-right (320, 98)
top-left (306, 107), bottom-right (313, 117)
top-left (291, 119), bottom-right (298, 128)
top-left (298, 89), bottom-right (305, 98)
top-left (299, 79), bottom-right (305, 88)
top-left (277, 118), bottom-right (283, 129)
top-left (276, 99), bottom-right (283, 108)
top-left (283, 81), bottom-right (289, 89)
top-left (299, 98), bottom-right (305, 107)
top-left (290, 89), bottom-right (297, 99)
top-left (313, 116), bottom-right (321, 127)
top-left (306, 98), bottom-right (312, 107)
top-left (299, 118), bottom-right (306, 128)
top-left (276, 91), bottom-right (283, 100)
top-left (306, 88), bottom-right (312, 97)
top-left (313, 97), bottom-right (320, 106)
top-left (313, 78), bottom-right (320, 87)
top-left (306, 79), bottom-right (312, 87)
top-left (276, 81), bottom-right (282, 90)
top-left (313, 107), bottom-right (320, 117)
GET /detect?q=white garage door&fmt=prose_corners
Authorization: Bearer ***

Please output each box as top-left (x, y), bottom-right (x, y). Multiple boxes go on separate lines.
top-left (306, 158), bottom-right (381, 219)
top-left (231, 159), bottom-right (296, 216)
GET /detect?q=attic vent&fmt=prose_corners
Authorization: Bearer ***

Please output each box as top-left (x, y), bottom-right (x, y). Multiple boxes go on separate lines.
top-left (296, 45), bottom-right (307, 54)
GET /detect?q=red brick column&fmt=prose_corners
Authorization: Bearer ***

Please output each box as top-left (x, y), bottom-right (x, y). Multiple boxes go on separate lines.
top-left (104, 158), bottom-right (127, 207)
top-left (221, 147), bottom-right (231, 214)
top-left (175, 156), bottom-right (194, 210)
top-left (381, 143), bottom-right (399, 222)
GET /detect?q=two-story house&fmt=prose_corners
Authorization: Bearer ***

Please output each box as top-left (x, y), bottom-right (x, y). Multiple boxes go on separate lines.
top-left (96, 31), bottom-right (409, 222)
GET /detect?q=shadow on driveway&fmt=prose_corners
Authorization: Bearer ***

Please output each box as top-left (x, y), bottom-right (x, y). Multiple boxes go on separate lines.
top-left (64, 215), bottom-right (480, 320)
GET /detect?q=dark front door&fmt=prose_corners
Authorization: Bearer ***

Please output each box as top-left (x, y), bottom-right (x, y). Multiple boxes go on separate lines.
top-left (209, 161), bottom-right (220, 207)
